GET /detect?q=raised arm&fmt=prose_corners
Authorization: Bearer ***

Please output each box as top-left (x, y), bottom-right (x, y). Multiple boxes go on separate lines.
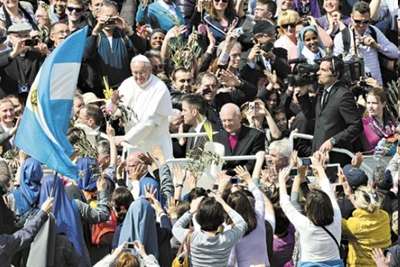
top-left (75, 178), bottom-right (110, 224)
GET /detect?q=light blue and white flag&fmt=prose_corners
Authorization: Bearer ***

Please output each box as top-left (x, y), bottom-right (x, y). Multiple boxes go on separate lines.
top-left (15, 26), bottom-right (88, 179)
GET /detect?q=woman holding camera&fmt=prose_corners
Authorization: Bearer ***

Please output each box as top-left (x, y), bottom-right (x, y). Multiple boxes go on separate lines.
top-left (241, 98), bottom-right (283, 144)
top-left (224, 166), bottom-right (272, 267)
top-left (172, 194), bottom-right (247, 267)
top-left (279, 152), bottom-right (343, 267)
top-left (362, 87), bottom-right (397, 154)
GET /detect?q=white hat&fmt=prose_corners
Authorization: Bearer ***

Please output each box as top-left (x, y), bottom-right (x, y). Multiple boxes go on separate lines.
top-left (82, 92), bottom-right (105, 105)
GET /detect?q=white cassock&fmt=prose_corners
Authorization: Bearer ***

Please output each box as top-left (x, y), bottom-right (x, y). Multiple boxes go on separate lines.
top-left (118, 74), bottom-right (173, 159)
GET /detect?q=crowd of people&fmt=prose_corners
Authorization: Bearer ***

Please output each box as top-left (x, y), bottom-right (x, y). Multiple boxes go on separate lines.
top-left (0, 0), bottom-right (399, 266)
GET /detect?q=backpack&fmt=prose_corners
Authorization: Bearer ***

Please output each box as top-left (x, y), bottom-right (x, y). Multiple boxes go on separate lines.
top-left (91, 206), bottom-right (117, 245)
top-left (341, 26), bottom-right (397, 83)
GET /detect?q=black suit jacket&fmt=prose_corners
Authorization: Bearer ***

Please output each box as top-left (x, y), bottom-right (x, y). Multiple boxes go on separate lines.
top-left (299, 82), bottom-right (362, 154)
top-left (186, 124), bottom-right (209, 154)
top-left (213, 125), bottom-right (265, 172)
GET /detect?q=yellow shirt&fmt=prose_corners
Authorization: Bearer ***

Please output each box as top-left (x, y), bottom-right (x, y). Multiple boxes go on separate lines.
top-left (342, 208), bottom-right (391, 267)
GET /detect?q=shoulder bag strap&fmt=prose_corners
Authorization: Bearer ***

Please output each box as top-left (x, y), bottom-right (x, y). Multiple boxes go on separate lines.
top-left (321, 225), bottom-right (340, 253)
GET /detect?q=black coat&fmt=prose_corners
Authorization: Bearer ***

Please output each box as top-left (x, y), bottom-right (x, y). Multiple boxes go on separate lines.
top-left (0, 50), bottom-right (44, 96)
top-left (298, 82), bottom-right (362, 163)
top-left (213, 125), bottom-right (265, 172)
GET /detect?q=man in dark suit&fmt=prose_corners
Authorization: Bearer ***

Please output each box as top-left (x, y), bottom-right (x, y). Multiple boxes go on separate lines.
top-left (214, 103), bottom-right (265, 172)
top-left (297, 56), bottom-right (362, 165)
top-left (181, 94), bottom-right (211, 155)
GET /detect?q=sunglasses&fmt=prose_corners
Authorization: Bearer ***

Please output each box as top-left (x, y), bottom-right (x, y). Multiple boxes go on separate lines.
top-left (353, 19), bottom-right (370, 25)
top-left (281, 23), bottom-right (296, 29)
top-left (214, 0), bottom-right (228, 3)
top-left (67, 6), bottom-right (83, 13)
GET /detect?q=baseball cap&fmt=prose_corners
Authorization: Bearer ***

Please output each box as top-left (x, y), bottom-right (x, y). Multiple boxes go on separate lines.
top-left (343, 164), bottom-right (368, 190)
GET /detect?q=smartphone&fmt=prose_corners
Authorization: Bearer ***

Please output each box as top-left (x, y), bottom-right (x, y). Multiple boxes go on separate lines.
top-left (230, 177), bottom-right (239, 184)
top-left (289, 169), bottom-right (298, 176)
top-left (301, 158), bottom-right (312, 166)
top-left (335, 184), bottom-right (344, 194)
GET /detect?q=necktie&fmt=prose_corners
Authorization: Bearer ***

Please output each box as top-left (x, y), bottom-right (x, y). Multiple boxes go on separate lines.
top-left (228, 134), bottom-right (238, 150)
top-left (321, 90), bottom-right (329, 108)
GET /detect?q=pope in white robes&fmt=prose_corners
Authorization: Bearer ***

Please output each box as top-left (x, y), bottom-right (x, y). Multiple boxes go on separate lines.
top-left (112, 55), bottom-right (173, 159)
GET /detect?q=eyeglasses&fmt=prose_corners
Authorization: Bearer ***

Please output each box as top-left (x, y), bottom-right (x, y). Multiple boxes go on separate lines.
top-left (214, 0), bottom-right (228, 3)
top-left (281, 23), bottom-right (296, 29)
top-left (353, 19), bottom-right (370, 25)
top-left (67, 6), bottom-right (83, 13)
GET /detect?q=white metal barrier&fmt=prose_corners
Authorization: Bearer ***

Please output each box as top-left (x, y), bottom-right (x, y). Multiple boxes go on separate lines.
top-left (288, 132), bottom-right (391, 179)
top-left (101, 130), bottom-right (389, 180)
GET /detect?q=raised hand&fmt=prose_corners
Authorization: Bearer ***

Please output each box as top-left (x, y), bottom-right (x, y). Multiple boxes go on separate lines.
top-left (234, 165), bottom-right (251, 184)
top-left (172, 164), bottom-right (186, 186)
top-left (40, 197), bottom-right (54, 213)
top-left (166, 197), bottom-right (178, 219)
top-left (189, 196), bottom-right (204, 213)
top-left (145, 185), bottom-right (163, 214)
top-left (371, 248), bottom-right (391, 267)
top-left (96, 176), bottom-right (108, 192)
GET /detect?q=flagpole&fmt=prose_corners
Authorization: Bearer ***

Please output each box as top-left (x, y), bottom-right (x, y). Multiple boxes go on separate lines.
top-left (50, 171), bottom-right (58, 198)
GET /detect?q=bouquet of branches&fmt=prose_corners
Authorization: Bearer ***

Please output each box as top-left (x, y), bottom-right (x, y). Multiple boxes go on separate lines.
top-left (186, 148), bottom-right (223, 180)
top-left (168, 29), bottom-right (203, 70)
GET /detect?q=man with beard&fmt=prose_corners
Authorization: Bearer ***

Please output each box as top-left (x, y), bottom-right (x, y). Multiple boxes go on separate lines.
top-left (79, 0), bottom-right (146, 97)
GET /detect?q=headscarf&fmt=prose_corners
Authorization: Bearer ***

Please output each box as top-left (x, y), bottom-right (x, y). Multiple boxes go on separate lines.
top-left (293, 0), bottom-right (321, 18)
top-left (38, 175), bottom-right (89, 265)
top-left (297, 25), bottom-right (325, 64)
top-left (12, 158), bottom-right (43, 215)
top-left (118, 197), bottom-right (159, 258)
top-left (76, 157), bottom-right (99, 192)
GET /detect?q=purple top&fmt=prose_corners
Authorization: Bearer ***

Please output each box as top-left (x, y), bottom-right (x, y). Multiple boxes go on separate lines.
top-left (272, 223), bottom-right (295, 267)
top-left (228, 182), bottom-right (269, 266)
top-left (362, 116), bottom-right (396, 153)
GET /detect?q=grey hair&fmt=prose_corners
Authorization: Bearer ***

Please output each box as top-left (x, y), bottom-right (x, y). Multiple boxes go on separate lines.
top-left (97, 140), bottom-right (110, 156)
top-left (269, 138), bottom-right (291, 158)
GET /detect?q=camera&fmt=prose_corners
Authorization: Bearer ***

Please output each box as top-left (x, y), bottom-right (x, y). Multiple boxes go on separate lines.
top-left (341, 56), bottom-right (365, 86)
top-left (255, 42), bottom-right (274, 70)
top-left (104, 17), bottom-right (117, 25)
top-left (230, 177), bottom-right (239, 184)
top-left (286, 58), bottom-right (319, 87)
top-left (24, 39), bottom-right (39, 47)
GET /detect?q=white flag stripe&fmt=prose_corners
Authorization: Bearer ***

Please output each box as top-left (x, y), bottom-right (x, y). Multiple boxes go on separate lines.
top-left (24, 67), bottom-right (63, 149)
top-left (50, 63), bottom-right (81, 100)
top-left (35, 99), bottom-right (63, 149)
